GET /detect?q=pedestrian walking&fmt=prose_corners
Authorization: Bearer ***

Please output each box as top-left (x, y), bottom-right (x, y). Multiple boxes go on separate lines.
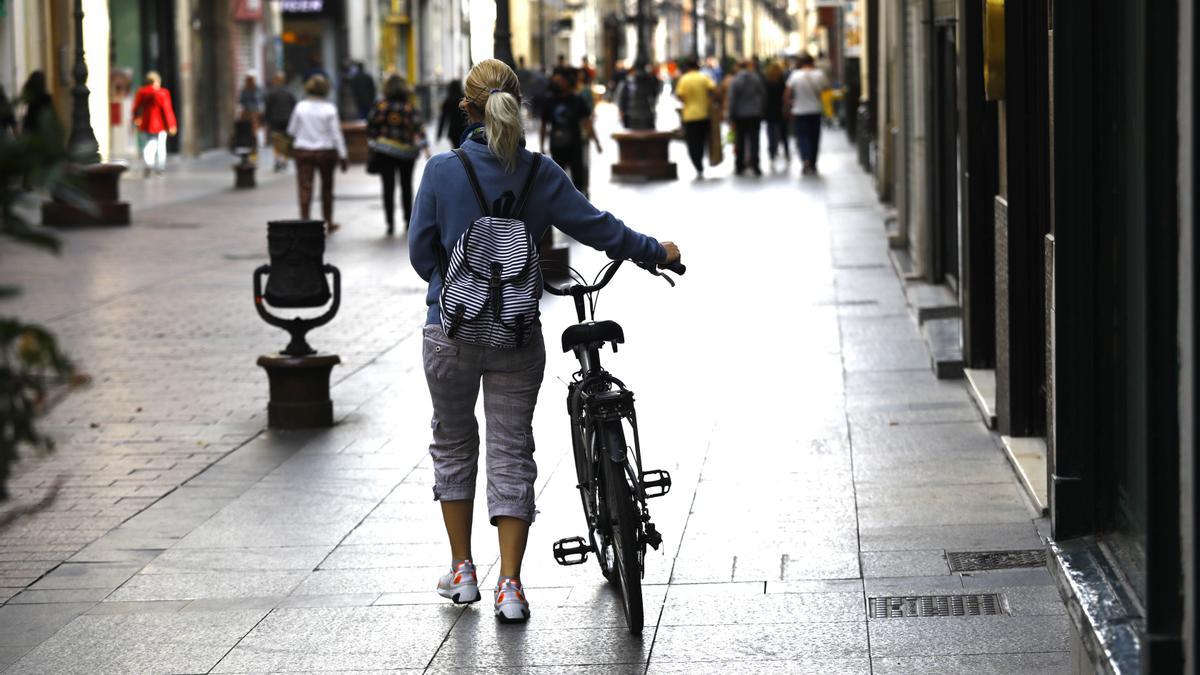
top-left (15, 72), bottom-right (58, 189)
top-left (785, 53), bottom-right (830, 175)
top-left (408, 58), bottom-right (681, 625)
top-left (347, 62), bottom-right (376, 120)
top-left (437, 79), bottom-right (468, 149)
top-left (238, 74), bottom-right (262, 123)
top-left (673, 58), bottom-right (716, 179)
top-left (540, 68), bottom-right (599, 195)
top-left (728, 58), bottom-right (766, 176)
top-left (18, 71), bottom-right (55, 140)
top-left (367, 74), bottom-right (429, 235)
top-left (237, 74), bottom-right (263, 159)
top-left (131, 71), bottom-right (177, 177)
top-left (764, 60), bottom-right (791, 164)
top-left (264, 72), bottom-right (298, 172)
top-left (287, 75), bottom-right (347, 233)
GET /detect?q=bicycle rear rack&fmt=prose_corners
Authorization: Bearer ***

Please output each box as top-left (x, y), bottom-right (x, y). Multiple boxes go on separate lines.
top-left (553, 536), bottom-right (592, 566)
top-left (640, 469), bottom-right (672, 498)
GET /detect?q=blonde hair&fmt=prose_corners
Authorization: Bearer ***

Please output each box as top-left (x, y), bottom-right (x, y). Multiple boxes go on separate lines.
top-left (304, 74), bottom-right (330, 97)
top-left (463, 59), bottom-right (523, 173)
top-left (765, 61), bottom-right (785, 84)
top-left (144, 71), bottom-right (161, 86)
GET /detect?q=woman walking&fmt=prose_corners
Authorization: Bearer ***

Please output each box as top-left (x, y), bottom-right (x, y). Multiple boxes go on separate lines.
top-left (436, 79), bottom-right (467, 149)
top-left (408, 59), bottom-right (681, 623)
top-left (763, 60), bottom-right (790, 165)
top-left (131, 71), bottom-right (177, 177)
top-left (287, 75), bottom-right (347, 233)
top-left (367, 74), bottom-right (429, 235)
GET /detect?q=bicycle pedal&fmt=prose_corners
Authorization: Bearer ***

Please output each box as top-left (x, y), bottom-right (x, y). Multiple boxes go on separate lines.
top-left (640, 469), bottom-right (672, 498)
top-left (552, 536), bottom-right (591, 566)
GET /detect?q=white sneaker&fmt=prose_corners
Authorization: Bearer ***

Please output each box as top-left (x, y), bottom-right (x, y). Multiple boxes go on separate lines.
top-left (436, 560), bottom-right (480, 604)
top-left (494, 577), bottom-right (530, 623)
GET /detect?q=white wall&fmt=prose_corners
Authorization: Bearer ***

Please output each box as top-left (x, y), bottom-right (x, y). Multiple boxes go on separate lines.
top-left (83, 0), bottom-right (110, 160)
top-left (468, 0), bottom-right (495, 66)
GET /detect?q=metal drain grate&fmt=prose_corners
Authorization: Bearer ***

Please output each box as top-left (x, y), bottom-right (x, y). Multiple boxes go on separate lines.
top-left (869, 594), bottom-right (1004, 619)
top-left (946, 549), bottom-right (1047, 572)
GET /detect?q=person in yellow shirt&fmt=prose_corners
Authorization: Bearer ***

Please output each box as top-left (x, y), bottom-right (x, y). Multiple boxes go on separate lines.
top-left (674, 58), bottom-right (716, 179)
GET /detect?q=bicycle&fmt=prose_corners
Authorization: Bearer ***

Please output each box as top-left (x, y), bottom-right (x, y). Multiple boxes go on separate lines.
top-left (543, 258), bottom-right (686, 634)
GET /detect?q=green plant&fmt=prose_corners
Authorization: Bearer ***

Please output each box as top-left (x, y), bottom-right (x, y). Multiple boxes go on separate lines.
top-left (0, 321), bottom-right (75, 500)
top-left (0, 117), bottom-right (79, 500)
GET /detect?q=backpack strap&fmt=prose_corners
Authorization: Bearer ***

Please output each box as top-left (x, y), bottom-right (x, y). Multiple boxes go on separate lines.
top-left (453, 148), bottom-right (489, 217)
top-left (512, 154), bottom-right (543, 220)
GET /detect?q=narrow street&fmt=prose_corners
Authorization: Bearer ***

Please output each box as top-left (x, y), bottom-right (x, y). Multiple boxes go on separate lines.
top-left (0, 108), bottom-right (1070, 673)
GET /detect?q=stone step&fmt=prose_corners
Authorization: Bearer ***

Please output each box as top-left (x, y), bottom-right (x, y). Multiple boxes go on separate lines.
top-left (905, 282), bottom-right (960, 324)
top-left (921, 317), bottom-right (964, 380)
top-left (1001, 435), bottom-right (1049, 514)
top-left (964, 368), bottom-right (999, 429)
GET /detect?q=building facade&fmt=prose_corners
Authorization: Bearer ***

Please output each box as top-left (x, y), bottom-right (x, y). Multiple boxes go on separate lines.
top-left (862, 0), bottom-right (1197, 671)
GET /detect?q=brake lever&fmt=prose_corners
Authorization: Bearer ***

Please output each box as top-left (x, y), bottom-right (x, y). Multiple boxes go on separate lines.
top-left (636, 262), bottom-right (678, 287)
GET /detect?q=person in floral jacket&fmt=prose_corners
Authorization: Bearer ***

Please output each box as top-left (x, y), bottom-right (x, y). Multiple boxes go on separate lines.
top-left (367, 74), bottom-right (429, 235)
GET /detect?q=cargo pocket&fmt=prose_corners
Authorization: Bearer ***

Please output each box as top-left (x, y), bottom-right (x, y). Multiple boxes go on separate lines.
top-left (423, 325), bottom-right (462, 381)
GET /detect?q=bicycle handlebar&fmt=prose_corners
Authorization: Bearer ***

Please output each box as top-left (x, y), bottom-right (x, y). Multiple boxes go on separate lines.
top-left (543, 259), bottom-right (686, 297)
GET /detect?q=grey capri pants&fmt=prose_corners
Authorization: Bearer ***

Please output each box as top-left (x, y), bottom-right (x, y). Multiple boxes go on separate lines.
top-left (422, 323), bottom-right (546, 524)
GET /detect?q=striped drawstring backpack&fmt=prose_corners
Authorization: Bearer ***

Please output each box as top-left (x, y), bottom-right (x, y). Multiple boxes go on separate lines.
top-left (438, 148), bottom-right (544, 348)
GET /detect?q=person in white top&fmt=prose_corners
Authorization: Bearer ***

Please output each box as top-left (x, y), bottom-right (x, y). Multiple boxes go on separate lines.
top-left (783, 53), bottom-right (830, 175)
top-left (287, 75), bottom-right (348, 232)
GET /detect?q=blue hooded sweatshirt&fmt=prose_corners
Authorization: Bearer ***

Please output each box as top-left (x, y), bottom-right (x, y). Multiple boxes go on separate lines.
top-left (408, 130), bottom-right (667, 326)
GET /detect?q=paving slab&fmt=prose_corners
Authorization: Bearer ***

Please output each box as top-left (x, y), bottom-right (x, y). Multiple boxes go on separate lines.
top-left (872, 653), bottom-right (1070, 675)
top-left (5, 609), bottom-right (267, 675)
top-left (650, 622), bottom-right (868, 662)
top-left (211, 606), bottom-right (454, 672)
top-left (867, 614), bottom-right (1072, 656)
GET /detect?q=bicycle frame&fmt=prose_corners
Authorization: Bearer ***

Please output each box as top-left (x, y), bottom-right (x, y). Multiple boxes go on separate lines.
top-left (548, 259), bottom-right (678, 563)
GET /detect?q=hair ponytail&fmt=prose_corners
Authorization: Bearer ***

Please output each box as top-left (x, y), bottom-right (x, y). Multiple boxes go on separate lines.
top-left (483, 90), bottom-right (522, 173)
top-left (463, 59), bottom-right (524, 173)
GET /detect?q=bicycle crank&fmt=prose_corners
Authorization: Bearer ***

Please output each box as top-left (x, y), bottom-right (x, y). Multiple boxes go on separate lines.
top-left (552, 536), bottom-right (593, 566)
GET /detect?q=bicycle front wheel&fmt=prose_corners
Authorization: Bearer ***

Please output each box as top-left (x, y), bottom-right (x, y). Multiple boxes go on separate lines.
top-left (599, 421), bottom-right (644, 634)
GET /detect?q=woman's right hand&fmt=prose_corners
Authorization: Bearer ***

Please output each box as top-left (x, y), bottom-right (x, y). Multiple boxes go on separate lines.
top-left (660, 241), bottom-right (681, 266)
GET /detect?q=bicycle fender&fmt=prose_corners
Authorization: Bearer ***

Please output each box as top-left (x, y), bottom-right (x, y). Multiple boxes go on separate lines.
top-left (600, 421), bottom-right (628, 464)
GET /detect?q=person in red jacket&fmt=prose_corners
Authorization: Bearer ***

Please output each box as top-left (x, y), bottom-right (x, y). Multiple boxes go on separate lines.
top-left (132, 71), bottom-right (177, 177)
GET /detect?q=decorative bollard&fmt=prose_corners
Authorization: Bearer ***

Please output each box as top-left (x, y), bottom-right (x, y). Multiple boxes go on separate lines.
top-left (232, 119), bottom-right (257, 189)
top-left (253, 220), bottom-right (341, 428)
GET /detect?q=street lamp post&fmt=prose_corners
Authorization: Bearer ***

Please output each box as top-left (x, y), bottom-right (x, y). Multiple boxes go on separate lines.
top-left (494, 0), bottom-right (516, 69)
top-left (42, 0), bottom-right (130, 227)
top-left (67, 0), bottom-right (99, 165)
top-left (620, 0), bottom-right (657, 130)
top-left (610, 0), bottom-right (678, 181)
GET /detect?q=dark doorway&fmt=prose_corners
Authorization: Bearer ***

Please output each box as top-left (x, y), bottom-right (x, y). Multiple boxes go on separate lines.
top-left (931, 23), bottom-right (960, 286)
top-left (139, 0), bottom-right (179, 153)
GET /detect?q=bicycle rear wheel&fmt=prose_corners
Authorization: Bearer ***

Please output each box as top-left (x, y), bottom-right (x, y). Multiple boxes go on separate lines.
top-left (599, 421), bottom-right (644, 634)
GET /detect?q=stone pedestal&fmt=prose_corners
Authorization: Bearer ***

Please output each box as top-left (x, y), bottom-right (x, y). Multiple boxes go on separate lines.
top-left (256, 353), bottom-right (341, 429)
top-left (42, 163), bottom-right (130, 226)
top-left (341, 121), bottom-right (369, 164)
top-left (234, 160), bottom-right (256, 189)
top-left (611, 130), bottom-right (677, 182)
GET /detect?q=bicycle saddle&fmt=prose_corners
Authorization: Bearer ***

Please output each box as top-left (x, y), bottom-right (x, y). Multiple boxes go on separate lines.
top-left (561, 320), bottom-right (624, 353)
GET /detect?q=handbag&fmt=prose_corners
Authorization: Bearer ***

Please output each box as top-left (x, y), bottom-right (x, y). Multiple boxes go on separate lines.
top-left (365, 148), bottom-right (381, 175)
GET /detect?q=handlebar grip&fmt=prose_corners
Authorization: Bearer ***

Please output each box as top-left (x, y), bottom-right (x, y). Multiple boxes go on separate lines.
top-left (664, 261), bottom-right (687, 276)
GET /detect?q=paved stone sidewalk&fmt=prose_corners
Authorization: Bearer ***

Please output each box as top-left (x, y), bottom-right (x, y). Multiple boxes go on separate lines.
top-left (0, 107), bottom-right (1069, 673)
